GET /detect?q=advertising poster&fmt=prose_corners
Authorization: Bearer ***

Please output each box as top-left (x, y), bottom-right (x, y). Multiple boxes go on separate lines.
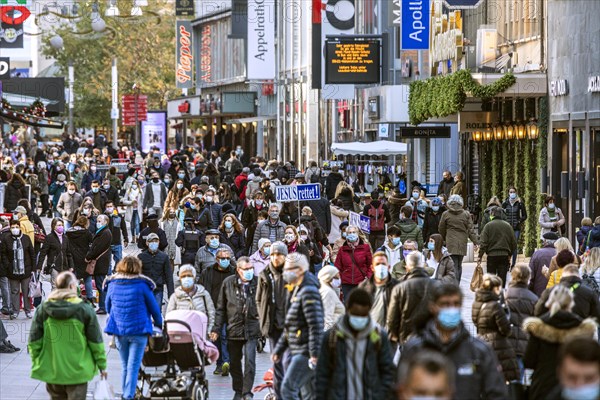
top-left (141, 111), bottom-right (167, 153)
top-left (247, 0), bottom-right (275, 80)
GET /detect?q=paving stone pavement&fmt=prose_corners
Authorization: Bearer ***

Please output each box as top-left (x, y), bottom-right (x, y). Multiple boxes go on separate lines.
top-left (0, 215), bottom-right (518, 399)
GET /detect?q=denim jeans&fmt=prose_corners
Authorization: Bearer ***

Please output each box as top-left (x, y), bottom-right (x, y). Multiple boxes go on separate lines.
top-left (0, 276), bottom-right (11, 312)
top-left (341, 284), bottom-right (357, 304)
top-left (131, 210), bottom-right (140, 238)
top-left (216, 324), bottom-right (230, 366)
top-left (116, 335), bottom-right (148, 400)
top-left (111, 244), bottom-right (123, 274)
top-left (84, 275), bottom-right (107, 310)
top-left (451, 255), bottom-right (464, 285)
top-left (227, 338), bottom-right (257, 398)
top-left (153, 287), bottom-right (164, 309)
top-left (64, 220), bottom-right (73, 229)
top-left (281, 354), bottom-right (315, 400)
top-left (268, 329), bottom-right (287, 400)
top-left (512, 230), bottom-right (521, 267)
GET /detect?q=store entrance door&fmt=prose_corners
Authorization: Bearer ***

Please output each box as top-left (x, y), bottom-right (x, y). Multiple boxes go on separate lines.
top-left (592, 128), bottom-right (600, 218)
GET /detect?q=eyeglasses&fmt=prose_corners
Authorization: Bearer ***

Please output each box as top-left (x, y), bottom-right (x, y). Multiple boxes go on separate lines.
top-left (217, 257), bottom-right (231, 261)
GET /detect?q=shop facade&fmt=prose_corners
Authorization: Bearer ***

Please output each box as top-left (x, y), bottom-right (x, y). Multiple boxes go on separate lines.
top-left (547, 0), bottom-right (600, 238)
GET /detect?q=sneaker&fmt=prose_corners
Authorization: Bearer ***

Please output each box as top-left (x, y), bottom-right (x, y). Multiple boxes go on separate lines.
top-left (25, 311), bottom-right (32, 319)
top-left (9, 313), bottom-right (17, 320)
top-left (96, 309), bottom-right (107, 315)
top-left (3, 340), bottom-right (20, 352)
top-left (0, 308), bottom-right (10, 316)
top-left (0, 344), bottom-right (15, 353)
top-left (213, 366), bottom-right (223, 375)
top-left (221, 362), bottom-right (230, 377)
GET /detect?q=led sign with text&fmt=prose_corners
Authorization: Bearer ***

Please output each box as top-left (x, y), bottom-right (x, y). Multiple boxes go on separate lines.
top-left (325, 39), bottom-right (380, 85)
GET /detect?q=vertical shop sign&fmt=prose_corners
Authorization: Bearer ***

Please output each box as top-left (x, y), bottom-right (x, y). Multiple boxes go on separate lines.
top-left (176, 20), bottom-right (194, 89)
top-left (247, 0), bottom-right (275, 80)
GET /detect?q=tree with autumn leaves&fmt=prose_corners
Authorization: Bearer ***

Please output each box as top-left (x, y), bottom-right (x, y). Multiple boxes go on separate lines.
top-left (41, 1), bottom-right (177, 128)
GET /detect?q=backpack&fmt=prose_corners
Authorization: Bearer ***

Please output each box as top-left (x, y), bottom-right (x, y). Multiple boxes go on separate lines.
top-left (309, 167), bottom-right (321, 184)
top-left (368, 203), bottom-right (385, 232)
top-left (581, 270), bottom-right (600, 297)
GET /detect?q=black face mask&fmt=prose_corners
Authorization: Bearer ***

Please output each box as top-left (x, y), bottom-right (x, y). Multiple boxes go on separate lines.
top-left (152, 178), bottom-right (159, 183)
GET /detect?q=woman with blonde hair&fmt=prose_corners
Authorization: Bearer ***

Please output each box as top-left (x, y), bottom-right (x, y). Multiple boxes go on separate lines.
top-left (546, 237), bottom-right (581, 278)
top-left (523, 285), bottom-right (597, 399)
top-left (334, 181), bottom-right (358, 212)
top-left (164, 179), bottom-right (189, 212)
top-left (581, 247), bottom-right (600, 286)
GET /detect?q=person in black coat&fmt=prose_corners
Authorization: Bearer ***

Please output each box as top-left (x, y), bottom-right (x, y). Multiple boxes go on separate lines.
top-left (138, 233), bottom-right (174, 308)
top-left (36, 218), bottom-right (74, 289)
top-left (66, 216), bottom-right (94, 284)
top-left (325, 168), bottom-right (344, 200)
top-left (175, 218), bottom-right (205, 265)
top-left (0, 219), bottom-right (36, 319)
top-left (102, 178), bottom-right (120, 206)
top-left (3, 174), bottom-right (28, 214)
top-left (137, 214), bottom-right (168, 251)
top-left (303, 194), bottom-right (332, 236)
top-left (218, 214), bottom-right (246, 259)
top-left (422, 198), bottom-right (445, 242)
top-left (85, 214), bottom-right (112, 314)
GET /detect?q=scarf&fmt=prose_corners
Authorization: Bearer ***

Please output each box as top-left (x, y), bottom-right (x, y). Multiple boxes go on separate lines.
top-left (548, 208), bottom-right (557, 220)
top-left (12, 235), bottom-right (25, 275)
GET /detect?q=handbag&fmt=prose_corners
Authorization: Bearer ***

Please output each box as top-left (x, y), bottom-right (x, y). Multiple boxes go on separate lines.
top-left (29, 271), bottom-right (43, 299)
top-left (93, 376), bottom-right (115, 400)
top-left (86, 248), bottom-right (110, 275)
top-left (470, 260), bottom-right (484, 292)
top-left (33, 223), bottom-right (46, 244)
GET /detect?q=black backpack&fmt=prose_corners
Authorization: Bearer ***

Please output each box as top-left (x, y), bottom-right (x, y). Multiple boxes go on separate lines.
top-left (581, 270), bottom-right (600, 297)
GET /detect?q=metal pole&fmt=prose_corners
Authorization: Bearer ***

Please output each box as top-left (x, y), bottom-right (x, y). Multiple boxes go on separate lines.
top-left (111, 58), bottom-right (118, 150)
top-left (134, 88), bottom-right (139, 149)
top-left (68, 61), bottom-right (74, 136)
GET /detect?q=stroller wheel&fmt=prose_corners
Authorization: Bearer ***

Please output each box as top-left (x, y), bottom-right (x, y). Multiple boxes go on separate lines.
top-left (192, 381), bottom-right (208, 400)
top-left (264, 393), bottom-right (277, 400)
top-left (257, 337), bottom-right (266, 353)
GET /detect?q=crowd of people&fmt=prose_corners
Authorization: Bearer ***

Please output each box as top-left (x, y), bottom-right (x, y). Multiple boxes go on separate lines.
top-left (0, 137), bottom-right (599, 400)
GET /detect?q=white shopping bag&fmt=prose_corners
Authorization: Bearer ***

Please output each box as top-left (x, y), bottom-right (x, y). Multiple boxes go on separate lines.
top-left (94, 376), bottom-right (115, 400)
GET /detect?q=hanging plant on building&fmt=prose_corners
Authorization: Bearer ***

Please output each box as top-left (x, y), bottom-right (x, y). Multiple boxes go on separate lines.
top-left (523, 143), bottom-right (538, 256)
top-left (408, 69), bottom-right (517, 125)
top-left (502, 141), bottom-right (510, 196)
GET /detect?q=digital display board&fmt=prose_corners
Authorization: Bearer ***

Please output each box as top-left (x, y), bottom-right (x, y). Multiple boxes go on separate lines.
top-left (325, 40), bottom-right (380, 85)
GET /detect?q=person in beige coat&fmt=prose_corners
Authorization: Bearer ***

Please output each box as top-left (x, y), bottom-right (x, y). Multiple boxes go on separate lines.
top-left (318, 265), bottom-right (345, 331)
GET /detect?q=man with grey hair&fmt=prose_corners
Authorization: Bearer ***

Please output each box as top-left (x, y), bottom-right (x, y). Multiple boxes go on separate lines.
top-left (528, 232), bottom-right (559, 297)
top-left (387, 251), bottom-right (440, 347)
top-left (211, 257), bottom-right (260, 400)
top-left (273, 253), bottom-right (324, 400)
top-left (251, 203), bottom-right (286, 253)
top-left (199, 247), bottom-right (235, 376)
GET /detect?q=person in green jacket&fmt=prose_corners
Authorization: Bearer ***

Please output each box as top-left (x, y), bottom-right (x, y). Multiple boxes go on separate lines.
top-left (479, 206), bottom-right (517, 288)
top-left (393, 205), bottom-right (424, 250)
top-left (28, 271), bottom-right (107, 400)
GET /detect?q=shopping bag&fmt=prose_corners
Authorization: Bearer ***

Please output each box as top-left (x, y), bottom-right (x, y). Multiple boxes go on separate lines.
top-left (93, 376), bottom-right (115, 400)
top-left (29, 272), bottom-right (43, 299)
top-left (470, 260), bottom-right (484, 292)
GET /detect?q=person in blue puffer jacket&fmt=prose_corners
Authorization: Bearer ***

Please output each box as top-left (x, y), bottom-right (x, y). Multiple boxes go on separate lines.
top-left (104, 256), bottom-right (162, 400)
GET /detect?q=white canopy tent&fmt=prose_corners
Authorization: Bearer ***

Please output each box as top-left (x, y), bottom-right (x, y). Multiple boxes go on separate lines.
top-left (330, 140), bottom-right (408, 156)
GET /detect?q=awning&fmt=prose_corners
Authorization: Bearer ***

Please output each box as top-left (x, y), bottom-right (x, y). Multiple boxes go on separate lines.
top-left (331, 140), bottom-right (408, 156)
top-left (225, 115), bottom-right (277, 124)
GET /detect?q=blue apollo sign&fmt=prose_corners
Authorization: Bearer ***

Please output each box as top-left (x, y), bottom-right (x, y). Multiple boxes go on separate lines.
top-left (401, 0), bottom-right (430, 50)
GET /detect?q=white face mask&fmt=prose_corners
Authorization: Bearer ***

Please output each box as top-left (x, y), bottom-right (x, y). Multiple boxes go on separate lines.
top-left (331, 278), bottom-right (341, 288)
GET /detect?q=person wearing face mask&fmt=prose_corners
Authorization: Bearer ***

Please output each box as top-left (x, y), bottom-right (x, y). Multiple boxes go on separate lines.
top-left (318, 265), bottom-right (345, 331)
top-left (0, 219), bottom-right (36, 320)
top-left (479, 196), bottom-right (506, 234)
top-left (437, 170), bottom-right (455, 199)
top-left (219, 213), bottom-right (246, 259)
top-left (422, 198), bottom-right (446, 243)
top-left (166, 264), bottom-right (216, 333)
top-left (104, 200), bottom-right (129, 271)
top-left (448, 171), bottom-right (467, 207)
top-left (137, 213), bottom-right (169, 251)
top-left (210, 257), bottom-right (260, 400)
top-left (387, 251), bottom-right (440, 347)
top-left (161, 208), bottom-right (180, 270)
top-left (272, 253), bottom-right (324, 400)
top-left (393, 205), bottom-right (424, 251)
top-left (122, 180), bottom-right (144, 243)
top-left (164, 178), bottom-right (190, 212)
top-left (401, 284), bottom-right (508, 399)
top-left (251, 204), bottom-right (287, 253)
top-left (199, 248), bottom-right (234, 376)
top-left (479, 206), bottom-right (517, 288)
top-left (523, 285), bottom-right (598, 400)
top-left (143, 171), bottom-right (168, 218)
top-left (316, 288), bottom-right (395, 400)
top-left (138, 233), bottom-right (175, 309)
top-left (396, 350), bottom-right (455, 400)
top-left (408, 186), bottom-right (428, 228)
top-left (242, 191), bottom-right (268, 231)
top-left (423, 234), bottom-right (456, 284)
top-left (539, 195), bottom-right (566, 239)
top-left (502, 186), bottom-right (528, 269)
top-left (106, 166), bottom-right (122, 192)
top-left (204, 188), bottom-right (223, 229)
top-left (176, 217), bottom-right (205, 266)
top-left (547, 337), bottom-right (600, 400)
top-left (283, 225), bottom-right (311, 263)
top-left (49, 174), bottom-right (68, 217)
top-left (358, 251), bottom-right (400, 329)
top-left (57, 182), bottom-right (83, 229)
top-left (101, 178), bottom-right (119, 206)
top-left (36, 218), bottom-right (75, 290)
top-left (335, 225), bottom-right (373, 301)
top-left (81, 163), bottom-right (103, 192)
top-left (148, 156), bottom-right (165, 180)
top-left (84, 180), bottom-right (108, 213)
top-left (472, 274), bottom-right (520, 384)
top-left (184, 196), bottom-right (212, 231)
top-left (195, 229), bottom-right (237, 275)
top-left (381, 226), bottom-right (403, 272)
top-left (84, 214), bottom-right (112, 315)
top-left (12, 205), bottom-right (35, 246)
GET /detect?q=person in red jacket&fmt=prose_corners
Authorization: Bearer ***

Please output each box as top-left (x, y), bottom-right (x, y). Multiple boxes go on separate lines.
top-left (234, 167), bottom-right (250, 203)
top-left (334, 225), bottom-right (373, 302)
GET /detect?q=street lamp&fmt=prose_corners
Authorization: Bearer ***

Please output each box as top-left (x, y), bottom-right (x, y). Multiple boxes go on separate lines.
top-left (505, 124), bottom-right (515, 140)
top-left (472, 131), bottom-right (483, 142)
top-left (517, 123), bottom-right (526, 139)
top-left (106, 0), bottom-right (119, 17)
top-left (527, 120), bottom-right (539, 140)
top-left (493, 123), bottom-right (504, 140)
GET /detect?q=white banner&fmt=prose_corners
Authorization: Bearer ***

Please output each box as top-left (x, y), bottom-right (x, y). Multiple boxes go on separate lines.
top-left (247, 0), bottom-right (275, 80)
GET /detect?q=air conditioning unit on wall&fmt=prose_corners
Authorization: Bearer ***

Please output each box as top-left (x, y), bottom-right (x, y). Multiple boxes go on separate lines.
top-left (476, 28), bottom-right (498, 72)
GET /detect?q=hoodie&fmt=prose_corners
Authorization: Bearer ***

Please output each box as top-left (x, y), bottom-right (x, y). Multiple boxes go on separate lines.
top-left (28, 289), bottom-right (107, 385)
top-left (393, 218), bottom-right (424, 250)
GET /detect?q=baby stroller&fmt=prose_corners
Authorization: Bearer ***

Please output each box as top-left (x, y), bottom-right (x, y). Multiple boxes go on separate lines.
top-left (252, 368), bottom-right (276, 400)
top-left (137, 310), bottom-right (219, 400)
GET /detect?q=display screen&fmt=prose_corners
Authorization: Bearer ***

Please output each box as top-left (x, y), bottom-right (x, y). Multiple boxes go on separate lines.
top-left (325, 40), bottom-right (380, 84)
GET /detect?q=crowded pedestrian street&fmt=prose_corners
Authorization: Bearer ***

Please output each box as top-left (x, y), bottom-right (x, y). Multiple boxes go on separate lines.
top-left (1, 0), bottom-right (600, 400)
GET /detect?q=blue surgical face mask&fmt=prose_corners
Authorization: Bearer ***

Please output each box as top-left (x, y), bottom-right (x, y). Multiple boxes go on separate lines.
top-left (219, 259), bottom-right (230, 269)
top-left (224, 221), bottom-right (233, 229)
top-left (148, 242), bottom-right (159, 252)
top-left (178, 173), bottom-right (185, 179)
top-left (342, 232), bottom-right (347, 239)
top-left (391, 237), bottom-right (401, 246)
top-left (92, 187), bottom-right (99, 193)
top-left (412, 192), bottom-right (419, 199)
top-left (374, 264), bottom-right (389, 280)
top-left (346, 233), bottom-right (358, 242)
top-left (190, 204), bottom-right (196, 210)
top-left (209, 238), bottom-right (219, 248)
top-left (432, 206), bottom-right (440, 212)
top-left (548, 203), bottom-right (555, 210)
top-left (181, 277), bottom-right (195, 289)
top-left (428, 242), bottom-right (436, 251)
top-left (242, 269), bottom-right (254, 281)
top-left (348, 315), bottom-right (369, 331)
top-left (263, 246), bottom-right (271, 256)
top-left (562, 382), bottom-right (600, 400)
top-left (437, 307), bottom-right (462, 329)
top-left (509, 192), bottom-right (517, 200)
